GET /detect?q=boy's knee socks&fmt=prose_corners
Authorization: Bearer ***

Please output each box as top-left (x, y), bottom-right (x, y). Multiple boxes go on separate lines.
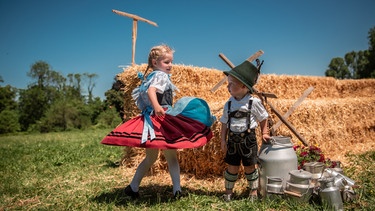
top-left (245, 169), bottom-right (259, 190)
top-left (224, 170), bottom-right (238, 190)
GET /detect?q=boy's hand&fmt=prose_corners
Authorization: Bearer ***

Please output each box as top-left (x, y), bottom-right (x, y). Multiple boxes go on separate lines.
top-left (262, 134), bottom-right (271, 143)
top-left (221, 140), bottom-right (227, 153)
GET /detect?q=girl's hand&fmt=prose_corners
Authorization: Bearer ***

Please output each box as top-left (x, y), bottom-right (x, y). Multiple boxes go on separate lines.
top-left (147, 86), bottom-right (165, 116)
top-left (154, 105), bottom-right (165, 116)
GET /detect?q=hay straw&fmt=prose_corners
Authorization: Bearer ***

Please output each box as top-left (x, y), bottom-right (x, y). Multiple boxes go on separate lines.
top-left (116, 64), bottom-right (375, 177)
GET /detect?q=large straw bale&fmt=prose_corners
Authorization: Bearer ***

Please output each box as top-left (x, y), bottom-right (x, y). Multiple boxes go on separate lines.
top-left (255, 74), bottom-right (375, 99)
top-left (269, 97), bottom-right (375, 163)
top-left (116, 64), bottom-right (375, 177)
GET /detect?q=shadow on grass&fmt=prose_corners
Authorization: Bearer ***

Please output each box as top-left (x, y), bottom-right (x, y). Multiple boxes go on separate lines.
top-left (102, 160), bottom-right (121, 168)
top-left (91, 184), bottom-right (224, 206)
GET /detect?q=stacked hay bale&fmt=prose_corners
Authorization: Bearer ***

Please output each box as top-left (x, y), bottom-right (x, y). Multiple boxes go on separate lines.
top-left (116, 64), bottom-right (375, 177)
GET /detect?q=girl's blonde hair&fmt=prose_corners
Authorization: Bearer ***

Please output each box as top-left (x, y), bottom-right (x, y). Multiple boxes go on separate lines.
top-left (144, 44), bottom-right (174, 76)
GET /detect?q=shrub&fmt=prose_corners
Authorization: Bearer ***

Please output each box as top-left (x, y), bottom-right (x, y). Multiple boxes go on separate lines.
top-left (0, 109), bottom-right (20, 134)
top-left (293, 144), bottom-right (339, 170)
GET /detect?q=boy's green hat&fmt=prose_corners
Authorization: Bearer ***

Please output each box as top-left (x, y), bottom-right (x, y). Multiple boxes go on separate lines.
top-left (223, 60), bottom-right (259, 93)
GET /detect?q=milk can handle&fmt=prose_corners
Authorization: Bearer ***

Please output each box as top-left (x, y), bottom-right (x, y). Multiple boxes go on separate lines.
top-left (269, 137), bottom-right (293, 147)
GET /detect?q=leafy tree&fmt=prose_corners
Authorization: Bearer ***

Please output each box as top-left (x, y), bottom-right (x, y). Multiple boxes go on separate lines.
top-left (0, 84), bottom-right (18, 112)
top-left (38, 96), bottom-right (97, 132)
top-left (36, 84), bottom-right (103, 132)
top-left (50, 70), bottom-right (67, 91)
top-left (86, 96), bottom-right (104, 125)
top-left (18, 85), bottom-right (49, 131)
top-left (14, 60), bottom-right (104, 132)
top-left (326, 26), bottom-right (375, 79)
top-left (83, 73), bottom-right (98, 103)
top-left (362, 27), bottom-right (375, 78)
top-left (325, 57), bottom-right (351, 79)
top-left (19, 61), bottom-right (64, 131)
top-left (70, 98), bottom-right (97, 129)
top-left (104, 79), bottom-right (125, 121)
top-left (0, 109), bottom-right (20, 133)
top-left (0, 78), bottom-right (20, 134)
top-left (96, 106), bottom-right (122, 129)
top-left (27, 61), bottom-right (50, 87)
top-left (39, 99), bottom-right (75, 132)
top-left (27, 61), bottom-right (65, 88)
top-left (354, 50), bottom-right (370, 78)
top-left (67, 73), bottom-right (83, 100)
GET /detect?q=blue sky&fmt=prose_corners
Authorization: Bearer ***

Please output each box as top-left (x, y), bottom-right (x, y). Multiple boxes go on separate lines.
top-left (1, 0), bottom-right (374, 99)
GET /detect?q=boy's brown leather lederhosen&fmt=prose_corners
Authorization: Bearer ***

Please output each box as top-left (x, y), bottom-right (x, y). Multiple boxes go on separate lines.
top-left (226, 99), bottom-right (257, 157)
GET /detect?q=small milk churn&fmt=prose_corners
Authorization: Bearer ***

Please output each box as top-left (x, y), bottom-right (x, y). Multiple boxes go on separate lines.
top-left (319, 177), bottom-right (344, 211)
top-left (289, 169), bottom-right (312, 185)
top-left (332, 161), bottom-right (344, 175)
top-left (303, 162), bottom-right (325, 181)
top-left (284, 170), bottom-right (314, 202)
top-left (265, 176), bottom-right (284, 199)
top-left (258, 136), bottom-right (298, 197)
top-left (324, 168), bottom-right (356, 190)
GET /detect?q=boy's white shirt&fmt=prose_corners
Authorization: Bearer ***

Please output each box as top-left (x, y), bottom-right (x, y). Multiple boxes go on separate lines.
top-left (219, 94), bottom-right (269, 132)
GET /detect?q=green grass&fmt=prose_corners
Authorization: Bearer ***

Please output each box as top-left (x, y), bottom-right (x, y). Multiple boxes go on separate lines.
top-left (0, 130), bottom-right (374, 210)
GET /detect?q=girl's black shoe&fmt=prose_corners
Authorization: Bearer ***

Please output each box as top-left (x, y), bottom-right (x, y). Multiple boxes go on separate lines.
top-left (174, 190), bottom-right (182, 200)
top-left (124, 185), bottom-right (139, 199)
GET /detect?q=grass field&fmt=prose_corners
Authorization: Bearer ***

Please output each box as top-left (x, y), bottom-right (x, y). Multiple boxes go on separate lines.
top-left (1, 129), bottom-right (374, 210)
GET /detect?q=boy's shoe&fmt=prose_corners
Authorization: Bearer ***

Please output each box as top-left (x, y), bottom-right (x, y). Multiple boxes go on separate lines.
top-left (249, 194), bottom-right (258, 202)
top-left (124, 185), bottom-right (139, 199)
top-left (174, 190), bottom-right (182, 200)
top-left (222, 193), bottom-right (233, 202)
top-left (249, 191), bottom-right (258, 202)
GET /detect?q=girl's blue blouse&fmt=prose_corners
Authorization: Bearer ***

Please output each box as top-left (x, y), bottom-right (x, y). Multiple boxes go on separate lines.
top-left (132, 70), bottom-right (177, 112)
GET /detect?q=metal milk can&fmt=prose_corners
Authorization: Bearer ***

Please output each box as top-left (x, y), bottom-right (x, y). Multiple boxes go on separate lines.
top-left (284, 170), bottom-right (314, 202)
top-left (258, 136), bottom-right (298, 197)
top-left (303, 162), bottom-right (325, 181)
top-left (324, 168), bottom-right (355, 190)
top-left (318, 177), bottom-right (344, 211)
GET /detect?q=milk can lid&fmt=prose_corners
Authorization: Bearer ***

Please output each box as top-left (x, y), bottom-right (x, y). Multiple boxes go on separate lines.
top-left (303, 161), bottom-right (324, 167)
top-left (289, 169), bottom-right (313, 179)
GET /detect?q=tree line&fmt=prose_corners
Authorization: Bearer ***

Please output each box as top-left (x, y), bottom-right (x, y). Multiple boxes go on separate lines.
top-left (0, 61), bottom-right (124, 134)
top-left (325, 26), bottom-right (375, 79)
top-left (1, 27), bottom-right (374, 134)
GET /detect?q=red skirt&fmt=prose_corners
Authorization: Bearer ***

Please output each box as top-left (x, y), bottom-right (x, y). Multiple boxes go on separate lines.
top-left (101, 113), bottom-right (212, 149)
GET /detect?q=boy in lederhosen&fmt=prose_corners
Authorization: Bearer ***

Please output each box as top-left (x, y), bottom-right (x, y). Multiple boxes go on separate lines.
top-left (219, 60), bottom-right (271, 202)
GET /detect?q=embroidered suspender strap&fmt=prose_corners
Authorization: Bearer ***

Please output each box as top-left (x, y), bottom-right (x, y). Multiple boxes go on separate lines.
top-left (248, 99), bottom-right (253, 109)
top-left (247, 99), bottom-right (253, 131)
top-left (227, 101), bottom-right (232, 129)
top-left (227, 99), bottom-right (254, 131)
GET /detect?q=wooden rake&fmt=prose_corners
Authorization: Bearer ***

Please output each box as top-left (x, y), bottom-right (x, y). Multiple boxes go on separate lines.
top-left (270, 86), bottom-right (314, 135)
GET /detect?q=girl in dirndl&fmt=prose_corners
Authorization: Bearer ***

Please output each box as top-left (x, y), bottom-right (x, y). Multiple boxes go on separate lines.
top-left (101, 44), bottom-right (214, 199)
